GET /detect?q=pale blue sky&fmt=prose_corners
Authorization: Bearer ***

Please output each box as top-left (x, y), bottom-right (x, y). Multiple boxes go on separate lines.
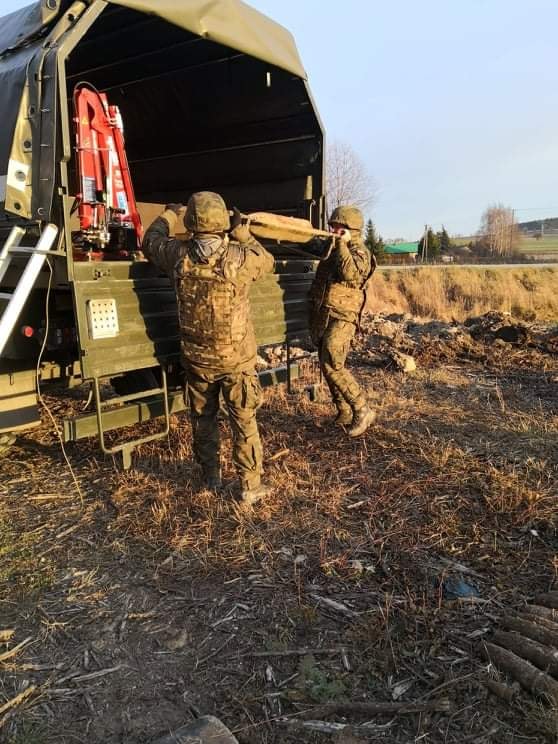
top-left (251, 0), bottom-right (558, 240)
top-left (4, 0), bottom-right (558, 239)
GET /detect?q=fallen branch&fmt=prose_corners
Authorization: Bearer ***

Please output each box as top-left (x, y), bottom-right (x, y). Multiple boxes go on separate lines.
top-left (71, 664), bottom-right (122, 683)
top-left (481, 642), bottom-right (558, 701)
top-left (420, 671), bottom-right (476, 699)
top-left (534, 592), bottom-right (558, 610)
top-left (520, 611), bottom-right (558, 634)
top-left (492, 630), bottom-right (558, 677)
top-left (0, 685), bottom-right (37, 720)
top-left (296, 698), bottom-right (451, 720)
top-left (277, 718), bottom-right (393, 736)
top-left (196, 635), bottom-right (235, 667)
top-left (526, 605), bottom-right (558, 622)
top-left (0, 637), bottom-right (33, 664)
top-left (1, 663), bottom-right (65, 673)
top-left (483, 678), bottom-right (516, 703)
top-left (436, 557), bottom-right (485, 580)
top-left (503, 617), bottom-right (558, 652)
top-left (266, 449), bottom-right (290, 462)
top-left (29, 493), bottom-right (74, 501)
top-left (461, 725), bottom-right (501, 743)
top-left (311, 595), bottom-right (358, 618)
top-left (233, 647), bottom-right (349, 659)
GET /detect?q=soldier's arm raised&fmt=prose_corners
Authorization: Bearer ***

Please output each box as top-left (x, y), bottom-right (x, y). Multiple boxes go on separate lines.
top-left (334, 239), bottom-right (371, 284)
top-left (237, 237), bottom-right (275, 282)
top-left (142, 209), bottom-right (187, 276)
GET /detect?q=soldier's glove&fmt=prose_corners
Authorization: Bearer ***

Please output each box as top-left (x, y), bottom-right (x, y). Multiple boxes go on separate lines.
top-left (230, 206), bottom-right (252, 243)
top-left (331, 229), bottom-right (351, 252)
top-left (165, 203), bottom-right (185, 215)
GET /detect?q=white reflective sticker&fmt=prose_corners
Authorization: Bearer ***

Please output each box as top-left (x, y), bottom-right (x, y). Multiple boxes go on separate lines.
top-left (116, 191), bottom-right (128, 213)
top-left (82, 176), bottom-right (96, 203)
top-left (0, 175), bottom-right (6, 201)
top-left (7, 159), bottom-right (29, 193)
top-left (87, 299), bottom-right (119, 340)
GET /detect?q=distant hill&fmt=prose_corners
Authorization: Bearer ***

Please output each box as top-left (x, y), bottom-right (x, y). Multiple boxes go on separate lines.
top-left (519, 217), bottom-right (558, 232)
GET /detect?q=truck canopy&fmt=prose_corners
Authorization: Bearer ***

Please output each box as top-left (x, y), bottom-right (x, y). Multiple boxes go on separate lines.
top-left (0, 0), bottom-right (306, 78)
top-left (0, 0), bottom-right (324, 224)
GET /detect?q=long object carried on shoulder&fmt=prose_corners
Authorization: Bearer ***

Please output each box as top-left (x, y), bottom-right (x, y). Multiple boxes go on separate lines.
top-left (244, 212), bottom-right (332, 244)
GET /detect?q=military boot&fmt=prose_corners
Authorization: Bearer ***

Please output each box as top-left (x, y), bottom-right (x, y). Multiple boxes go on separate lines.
top-left (334, 404), bottom-right (353, 427)
top-left (240, 477), bottom-right (272, 506)
top-left (348, 406), bottom-right (376, 438)
top-left (202, 466), bottom-right (223, 491)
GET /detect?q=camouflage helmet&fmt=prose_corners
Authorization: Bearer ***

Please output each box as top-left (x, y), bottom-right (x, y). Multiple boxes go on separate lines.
top-left (184, 191), bottom-right (231, 233)
top-left (328, 205), bottom-right (364, 231)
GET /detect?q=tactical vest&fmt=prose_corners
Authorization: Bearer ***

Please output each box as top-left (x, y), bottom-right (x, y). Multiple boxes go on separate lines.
top-left (310, 239), bottom-right (369, 333)
top-left (174, 241), bottom-right (255, 370)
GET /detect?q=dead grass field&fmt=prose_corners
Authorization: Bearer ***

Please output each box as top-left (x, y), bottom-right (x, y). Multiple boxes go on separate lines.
top-left (1, 327), bottom-right (558, 743)
top-left (370, 266), bottom-right (558, 322)
top-left (451, 235), bottom-right (558, 255)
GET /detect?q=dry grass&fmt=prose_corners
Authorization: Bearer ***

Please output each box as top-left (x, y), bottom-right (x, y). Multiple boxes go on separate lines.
top-left (370, 266), bottom-right (558, 321)
top-left (1, 338), bottom-right (558, 742)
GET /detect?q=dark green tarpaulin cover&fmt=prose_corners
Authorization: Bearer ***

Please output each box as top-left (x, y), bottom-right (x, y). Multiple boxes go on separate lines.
top-left (0, 0), bottom-right (307, 78)
top-left (0, 0), bottom-right (315, 219)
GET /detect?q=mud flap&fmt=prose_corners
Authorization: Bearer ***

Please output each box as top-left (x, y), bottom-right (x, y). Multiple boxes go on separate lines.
top-left (0, 366), bottom-right (40, 434)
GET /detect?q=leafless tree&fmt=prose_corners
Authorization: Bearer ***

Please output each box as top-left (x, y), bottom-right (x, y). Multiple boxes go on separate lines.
top-left (326, 140), bottom-right (377, 216)
top-left (478, 204), bottom-right (519, 256)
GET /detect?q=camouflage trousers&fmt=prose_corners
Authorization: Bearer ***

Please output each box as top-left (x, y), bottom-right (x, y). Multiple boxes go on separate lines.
top-left (184, 365), bottom-right (263, 486)
top-left (318, 319), bottom-right (367, 413)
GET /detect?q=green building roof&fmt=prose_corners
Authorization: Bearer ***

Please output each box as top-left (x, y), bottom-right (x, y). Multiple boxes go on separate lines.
top-left (384, 242), bottom-right (419, 254)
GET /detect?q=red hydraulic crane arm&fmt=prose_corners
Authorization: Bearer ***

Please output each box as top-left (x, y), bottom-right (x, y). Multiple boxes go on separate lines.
top-left (73, 85), bottom-right (142, 251)
top-left (109, 105), bottom-right (143, 239)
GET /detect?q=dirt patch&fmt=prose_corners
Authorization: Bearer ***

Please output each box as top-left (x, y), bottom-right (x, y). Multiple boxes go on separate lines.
top-left (1, 315), bottom-right (558, 743)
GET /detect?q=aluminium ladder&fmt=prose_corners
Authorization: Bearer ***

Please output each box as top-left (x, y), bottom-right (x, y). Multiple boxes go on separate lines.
top-left (0, 223), bottom-right (59, 357)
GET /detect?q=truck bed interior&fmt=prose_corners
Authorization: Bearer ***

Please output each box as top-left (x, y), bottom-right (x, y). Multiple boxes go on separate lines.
top-left (65, 4), bottom-right (324, 225)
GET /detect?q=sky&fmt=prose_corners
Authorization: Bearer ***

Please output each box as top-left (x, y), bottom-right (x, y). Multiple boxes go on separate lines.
top-left (4, 0), bottom-right (558, 240)
top-left (249, 0), bottom-right (558, 240)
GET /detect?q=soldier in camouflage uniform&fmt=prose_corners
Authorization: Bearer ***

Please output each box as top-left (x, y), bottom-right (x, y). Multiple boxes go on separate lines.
top-left (142, 192), bottom-right (275, 504)
top-left (310, 205), bottom-right (376, 437)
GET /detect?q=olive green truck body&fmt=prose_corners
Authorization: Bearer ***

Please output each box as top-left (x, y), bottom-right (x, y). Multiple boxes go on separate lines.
top-left (0, 0), bottom-right (324, 463)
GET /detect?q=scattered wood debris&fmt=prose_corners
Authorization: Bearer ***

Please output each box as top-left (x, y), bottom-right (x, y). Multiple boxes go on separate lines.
top-left (1, 309), bottom-right (558, 742)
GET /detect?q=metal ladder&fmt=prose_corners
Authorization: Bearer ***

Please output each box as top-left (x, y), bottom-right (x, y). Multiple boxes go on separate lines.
top-left (92, 368), bottom-right (171, 469)
top-left (0, 223), bottom-right (59, 357)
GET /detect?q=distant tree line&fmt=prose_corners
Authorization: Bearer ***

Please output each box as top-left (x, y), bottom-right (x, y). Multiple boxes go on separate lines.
top-left (418, 205), bottom-right (522, 262)
top-left (417, 226), bottom-right (450, 260)
top-left (364, 219), bottom-right (386, 262)
top-left (475, 204), bottom-right (520, 257)
top-left (518, 217), bottom-right (558, 233)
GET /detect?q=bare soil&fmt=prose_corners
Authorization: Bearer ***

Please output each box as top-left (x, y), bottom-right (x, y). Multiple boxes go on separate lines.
top-left (1, 314), bottom-right (558, 743)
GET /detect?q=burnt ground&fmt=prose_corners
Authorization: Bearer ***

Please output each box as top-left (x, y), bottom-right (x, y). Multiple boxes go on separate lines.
top-left (1, 314), bottom-right (558, 744)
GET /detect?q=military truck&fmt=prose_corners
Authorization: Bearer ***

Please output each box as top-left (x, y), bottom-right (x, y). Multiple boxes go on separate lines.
top-left (0, 0), bottom-right (324, 466)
